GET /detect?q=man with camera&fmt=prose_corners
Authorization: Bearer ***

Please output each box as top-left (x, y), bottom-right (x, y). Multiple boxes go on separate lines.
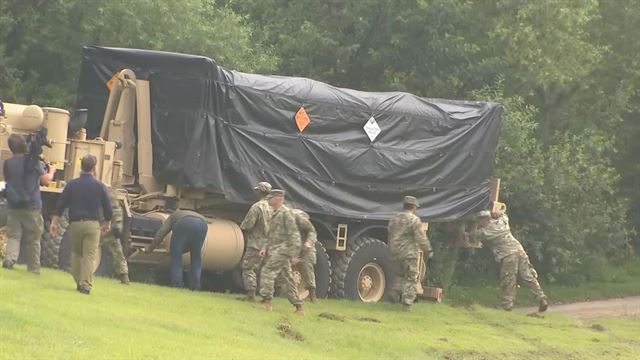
top-left (2, 134), bottom-right (55, 272)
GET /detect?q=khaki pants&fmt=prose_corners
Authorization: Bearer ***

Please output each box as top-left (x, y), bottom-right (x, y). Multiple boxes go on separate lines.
top-left (5, 209), bottom-right (44, 272)
top-left (68, 221), bottom-right (100, 290)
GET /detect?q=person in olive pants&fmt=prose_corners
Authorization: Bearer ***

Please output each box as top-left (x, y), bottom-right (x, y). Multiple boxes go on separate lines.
top-left (51, 155), bottom-right (111, 295)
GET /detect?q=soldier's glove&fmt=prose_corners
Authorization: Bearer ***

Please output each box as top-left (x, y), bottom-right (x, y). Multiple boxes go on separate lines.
top-left (112, 226), bottom-right (122, 239)
top-left (427, 251), bottom-right (434, 259)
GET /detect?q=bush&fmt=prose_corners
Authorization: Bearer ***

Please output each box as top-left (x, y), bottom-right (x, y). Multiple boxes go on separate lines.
top-left (441, 82), bottom-right (636, 285)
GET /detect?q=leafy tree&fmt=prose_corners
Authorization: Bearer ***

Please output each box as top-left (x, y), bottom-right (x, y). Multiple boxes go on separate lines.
top-left (469, 84), bottom-right (633, 283)
top-left (0, 0), bottom-right (277, 107)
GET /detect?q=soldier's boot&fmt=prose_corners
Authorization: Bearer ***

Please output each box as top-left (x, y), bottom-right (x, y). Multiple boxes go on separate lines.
top-left (538, 297), bottom-right (549, 313)
top-left (119, 273), bottom-right (130, 285)
top-left (2, 260), bottom-right (14, 270)
top-left (401, 303), bottom-right (413, 312)
top-left (236, 290), bottom-right (256, 302)
top-left (306, 288), bottom-right (317, 303)
top-left (259, 297), bottom-right (273, 311)
top-left (294, 304), bottom-right (305, 315)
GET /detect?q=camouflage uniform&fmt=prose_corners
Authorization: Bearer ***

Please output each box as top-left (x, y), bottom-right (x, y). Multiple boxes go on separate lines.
top-left (259, 205), bottom-right (302, 305)
top-left (469, 213), bottom-right (546, 309)
top-left (388, 210), bottom-right (431, 306)
top-left (292, 209), bottom-right (317, 291)
top-left (276, 209), bottom-right (317, 295)
top-left (239, 198), bottom-right (272, 293)
top-left (100, 188), bottom-right (128, 277)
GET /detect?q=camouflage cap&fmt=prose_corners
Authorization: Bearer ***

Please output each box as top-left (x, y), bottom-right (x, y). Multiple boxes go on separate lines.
top-left (268, 189), bottom-right (285, 198)
top-left (475, 210), bottom-right (491, 218)
top-left (403, 195), bottom-right (420, 207)
top-left (253, 181), bottom-right (272, 193)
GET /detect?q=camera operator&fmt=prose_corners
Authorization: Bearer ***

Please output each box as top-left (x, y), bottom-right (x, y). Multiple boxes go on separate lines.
top-left (2, 134), bottom-right (55, 272)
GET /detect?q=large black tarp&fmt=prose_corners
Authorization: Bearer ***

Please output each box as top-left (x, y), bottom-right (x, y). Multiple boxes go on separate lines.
top-left (77, 46), bottom-right (502, 221)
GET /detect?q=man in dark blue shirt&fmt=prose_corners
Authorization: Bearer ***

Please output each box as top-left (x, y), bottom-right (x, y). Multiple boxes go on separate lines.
top-left (51, 154), bottom-right (112, 294)
top-left (2, 134), bottom-right (55, 272)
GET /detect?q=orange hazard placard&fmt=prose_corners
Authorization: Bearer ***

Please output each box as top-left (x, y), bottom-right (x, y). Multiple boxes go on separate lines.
top-left (295, 106), bottom-right (310, 132)
top-left (106, 72), bottom-right (118, 91)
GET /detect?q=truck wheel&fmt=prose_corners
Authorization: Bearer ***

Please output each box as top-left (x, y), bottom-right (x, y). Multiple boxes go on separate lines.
top-left (330, 237), bottom-right (394, 302)
top-left (94, 245), bottom-right (115, 277)
top-left (40, 220), bottom-right (61, 268)
top-left (314, 241), bottom-right (331, 298)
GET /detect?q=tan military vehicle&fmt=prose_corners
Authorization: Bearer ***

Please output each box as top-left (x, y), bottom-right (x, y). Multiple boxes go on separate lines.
top-left (0, 46), bottom-right (502, 302)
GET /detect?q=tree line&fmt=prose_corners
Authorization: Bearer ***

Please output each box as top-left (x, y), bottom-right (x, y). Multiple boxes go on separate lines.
top-left (1, 0), bottom-right (637, 284)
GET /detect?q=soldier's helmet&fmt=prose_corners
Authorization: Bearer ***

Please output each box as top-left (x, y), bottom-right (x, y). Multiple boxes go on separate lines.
top-left (268, 189), bottom-right (285, 198)
top-left (254, 181), bottom-right (272, 194)
top-left (475, 210), bottom-right (491, 218)
top-left (403, 195), bottom-right (420, 208)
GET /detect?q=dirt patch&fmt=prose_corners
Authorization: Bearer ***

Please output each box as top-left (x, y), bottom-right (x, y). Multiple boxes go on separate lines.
top-left (318, 312), bottom-right (345, 322)
top-left (518, 296), bottom-right (640, 319)
top-left (357, 317), bottom-right (381, 323)
top-left (590, 324), bottom-right (606, 332)
top-left (276, 320), bottom-right (305, 342)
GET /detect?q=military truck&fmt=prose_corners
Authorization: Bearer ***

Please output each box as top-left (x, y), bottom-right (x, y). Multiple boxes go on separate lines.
top-left (0, 46), bottom-right (502, 302)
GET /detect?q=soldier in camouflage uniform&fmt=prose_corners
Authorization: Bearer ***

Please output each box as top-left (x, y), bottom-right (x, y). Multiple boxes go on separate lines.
top-left (387, 196), bottom-right (432, 311)
top-left (100, 187), bottom-right (129, 284)
top-left (258, 189), bottom-right (304, 314)
top-left (237, 181), bottom-right (272, 301)
top-left (468, 209), bottom-right (548, 312)
top-left (292, 209), bottom-right (317, 301)
top-left (277, 209), bottom-right (318, 301)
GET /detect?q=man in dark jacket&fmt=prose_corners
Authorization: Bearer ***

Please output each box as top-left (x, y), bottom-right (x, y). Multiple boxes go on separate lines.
top-left (51, 155), bottom-right (112, 294)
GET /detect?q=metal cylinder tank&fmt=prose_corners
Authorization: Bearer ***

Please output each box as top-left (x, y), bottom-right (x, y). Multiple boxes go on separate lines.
top-left (145, 213), bottom-right (244, 272)
top-left (3, 103), bottom-right (44, 131)
top-left (41, 107), bottom-right (69, 166)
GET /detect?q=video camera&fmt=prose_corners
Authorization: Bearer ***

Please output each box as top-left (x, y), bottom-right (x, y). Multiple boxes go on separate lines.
top-left (25, 126), bottom-right (52, 171)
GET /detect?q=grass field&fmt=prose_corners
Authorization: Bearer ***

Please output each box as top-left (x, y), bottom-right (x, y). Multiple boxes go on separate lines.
top-left (1, 267), bottom-right (639, 359)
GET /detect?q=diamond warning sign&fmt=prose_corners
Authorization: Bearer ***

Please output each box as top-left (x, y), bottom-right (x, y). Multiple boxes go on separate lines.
top-left (295, 106), bottom-right (310, 132)
top-left (363, 116), bottom-right (381, 142)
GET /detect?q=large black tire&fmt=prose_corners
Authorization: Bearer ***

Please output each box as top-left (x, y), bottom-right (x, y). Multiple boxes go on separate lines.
top-left (330, 237), bottom-right (395, 302)
top-left (94, 245), bottom-right (114, 277)
top-left (314, 241), bottom-right (331, 298)
top-left (40, 220), bottom-right (60, 268)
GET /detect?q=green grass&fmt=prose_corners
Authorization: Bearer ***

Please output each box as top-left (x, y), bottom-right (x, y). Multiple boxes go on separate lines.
top-left (1, 267), bottom-right (639, 359)
top-left (445, 258), bottom-right (640, 308)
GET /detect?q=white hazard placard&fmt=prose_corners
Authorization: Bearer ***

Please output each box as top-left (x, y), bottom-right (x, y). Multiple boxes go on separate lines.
top-left (363, 116), bottom-right (381, 142)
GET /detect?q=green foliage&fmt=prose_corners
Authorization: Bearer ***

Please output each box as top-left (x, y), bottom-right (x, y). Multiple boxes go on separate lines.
top-left (0, 0), bottom-right (277, 107)
top-left (469, 84), bottom-right (633, 283)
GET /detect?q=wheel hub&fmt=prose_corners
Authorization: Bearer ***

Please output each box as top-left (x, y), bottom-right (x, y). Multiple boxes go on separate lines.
top-left (357, 262), bottom-right (385, 302)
